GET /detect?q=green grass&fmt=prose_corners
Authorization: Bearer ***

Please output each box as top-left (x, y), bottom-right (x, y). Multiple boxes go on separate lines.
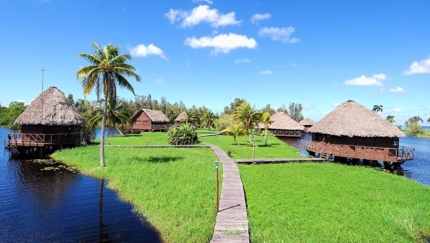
top-left (238, 162), bottom-right (430, 242)
top-left (199, 134), bottom-right (302, 159)
top-left (52, 145), bottom-right (221, 243)
top-left (100, 132), bottom-right (170, 145)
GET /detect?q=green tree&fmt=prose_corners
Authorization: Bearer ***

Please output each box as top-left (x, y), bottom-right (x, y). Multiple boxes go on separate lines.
top-left (77, 42), bottom-right (141, 167)
top-left (406, 116), bottom-right (423, 126)
top-left (288, 102), bottom-right (304, 122)
top-left (224, 98), bottom-right (246, 114)
top-left (260, 112), bottom-right (273, 146)
top-left (372, 105), bottom-right (383, 113)
top-left (386, 115), bottom-right (395, 124)
top-left (222, 123), bottom-right (244, 145)
top-left (0, 101), bottom-right (27, 130)
top-left (261, 104), bottom-right (275, 115)
top-left (87, 99), bottom-right (131, 136)
top-left (201, 110), bottom-right (218, 130)
top-left (232, 100), bottom-right (262, 140)
top-left (276, 104), bottom-right (288, 114)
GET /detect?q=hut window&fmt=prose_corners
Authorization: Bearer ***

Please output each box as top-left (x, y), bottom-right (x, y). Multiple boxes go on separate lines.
top-left (136, 121), bottom-right (141, 125)
top-left (392, 140), bottom-right (398, 146)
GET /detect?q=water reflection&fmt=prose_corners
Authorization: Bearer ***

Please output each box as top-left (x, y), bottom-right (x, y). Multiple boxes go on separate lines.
top-left (0, 127), bottom-right (161, 243)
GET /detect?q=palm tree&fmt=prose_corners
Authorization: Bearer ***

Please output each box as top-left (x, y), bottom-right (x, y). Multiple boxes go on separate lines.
top-left (372, 105), bottom-right (383, 113)
top-left (77, 42), bottom-right (141, 167)
top-left (87, 99), bottom-right (132, 136)
top-left (222, 123), bottom-right (244, 145)
top-left (232, 100), bottom-right (262, 139)
top-left (428, 117), bottom-right (430, 123)
top-left (405, 116), bottom-right (424, 126)
top-left (386, 115), bottom-right (395, 124)
top-left (260, 112), bottom-right (273, 146)
top-left (201, 110), bottom-right (218, 130)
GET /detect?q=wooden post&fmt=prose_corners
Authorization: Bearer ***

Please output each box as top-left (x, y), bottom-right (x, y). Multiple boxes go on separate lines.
top-left (215, 160), bottom-right (219, 214)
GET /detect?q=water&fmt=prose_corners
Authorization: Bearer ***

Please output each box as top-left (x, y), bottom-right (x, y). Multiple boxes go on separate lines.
top-left (282, 135), bottom-right (430, 187)
top-left (0, 127), bottom-right (161, 243)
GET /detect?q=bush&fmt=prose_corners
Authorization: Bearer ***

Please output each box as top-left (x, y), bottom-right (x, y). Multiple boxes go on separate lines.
top-left (167, 123), bottom-right (198, 145)
top-left (407, 123), bottom-right (421, 135)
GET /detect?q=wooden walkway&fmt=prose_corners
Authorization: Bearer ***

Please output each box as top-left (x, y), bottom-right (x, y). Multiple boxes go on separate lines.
top-left (234, 157), bottom-right (324, 164)
top-left (207, 144), bottom-right (249, 243)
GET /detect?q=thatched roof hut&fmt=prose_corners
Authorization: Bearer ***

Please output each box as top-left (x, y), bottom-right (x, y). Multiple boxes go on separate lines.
top-left (299, 118), bottom-right (316, 127)
top-left (308, 100), bottom-right (405, 138)
top-left (131, 109), bottom-right (170, 123)
top-left (258, 112), bottom-right (304, 137)
top-left (175, 111), bottom-right (187, 122)
top-left (14, 86), bottom-right (85, 126)
top-left (259, 112), bottom-right (304, 130)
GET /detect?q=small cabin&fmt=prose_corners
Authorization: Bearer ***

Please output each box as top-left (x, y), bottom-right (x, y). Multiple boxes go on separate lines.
top-left (174, 111), bottom-right (187, 127)
top-left (258, 112), bottom-right (304, 137)
top-left (8, 87), bottom-right (87, 150)
top-left (299, 118), bottom-right (316, 131)
top-left (131, 109), bottom-right (171, 132)
top-left (301, 100), bottom-right (414, 173)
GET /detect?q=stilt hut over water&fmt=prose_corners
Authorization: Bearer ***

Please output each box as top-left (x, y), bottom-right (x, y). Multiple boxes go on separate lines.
top-left (9, 87), bottom-right (87, 150)
top-left (258, 112), bottom-right (304, 137)
top-left (131, 109), bottom-right (171, 132)
top-left (174, 111), bottom-right (187, 127)
top-left (302, 100), bottom-right (414, 172)
top-left (299, 118), bottom-right (316, 131)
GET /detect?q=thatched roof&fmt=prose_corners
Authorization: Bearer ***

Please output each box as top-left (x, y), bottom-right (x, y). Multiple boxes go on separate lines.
top-left (175, 111), bottom-right (187, 122)
top-left (131, 109), bottom-right (170, 123)
top-left (308, 100), bottom-right (406, 137)
top-left (258, 112), bottom-right (304, 130)
top-left (14, 87), bottom-right (85, 126)
top-left (299, 118), bottom-right (316, 126)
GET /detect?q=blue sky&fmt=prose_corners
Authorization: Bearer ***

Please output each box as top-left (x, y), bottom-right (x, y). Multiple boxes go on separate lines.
top-left (1, 0), bottom-right (429, 125)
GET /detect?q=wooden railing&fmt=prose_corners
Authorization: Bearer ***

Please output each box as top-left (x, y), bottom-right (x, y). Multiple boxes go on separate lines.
top-left (6, 132), bottom-right (93, 148)
top-left (301, 140), bottom-right (415, 162)
top-left (270, 130), bottom-right (302, 137)
top-left (151, 124), bottom-right (170, 131)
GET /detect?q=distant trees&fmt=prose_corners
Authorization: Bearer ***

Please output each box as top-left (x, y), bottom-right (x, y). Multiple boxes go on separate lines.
top-left (201, 110), bottom-right (218, 130)
top-left (405, 116), bottom-right (424, 136)
top-left (232, 100), bottom-right (262, 139)
top-left (224, 98), bottom-right (246, 114)
top-left (405, 116), bottom-right (423, 126)
top-left (288, 102), bottom-right (304, 122)
top-left (87, 99), bottom-right (131, 136)
top-left (386, 115), bottom-right (395, 124)
top-left (0, 101), bottom-right (27, 130)
top-left (372, 105), bottom-right (383, 113)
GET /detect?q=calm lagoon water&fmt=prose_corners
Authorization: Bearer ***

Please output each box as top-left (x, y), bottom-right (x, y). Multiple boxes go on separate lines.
top-left (0, 127), bottom-right (161, 243)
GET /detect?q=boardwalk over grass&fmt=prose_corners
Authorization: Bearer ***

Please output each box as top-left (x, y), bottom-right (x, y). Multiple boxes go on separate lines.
top-left (207, 144), bottom-right (249, 243)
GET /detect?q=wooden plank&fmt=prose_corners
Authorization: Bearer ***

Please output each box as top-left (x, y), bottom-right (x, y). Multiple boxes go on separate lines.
top-left (207, 144), bottom-right (250, 243)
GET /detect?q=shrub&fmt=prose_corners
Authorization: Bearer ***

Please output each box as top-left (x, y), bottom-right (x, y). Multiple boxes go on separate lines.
top-left (167, 123), bottom-right (198, 145)
top-left (407, 123), bottom-right (421, 135)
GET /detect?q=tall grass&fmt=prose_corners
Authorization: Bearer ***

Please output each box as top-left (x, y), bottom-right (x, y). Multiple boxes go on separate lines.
top-left (52, 146), bottom-right (221, 243)
top-left (239, 162), bottom-right (430, 242)
top-left (199, 134), bottom-right (301, 159)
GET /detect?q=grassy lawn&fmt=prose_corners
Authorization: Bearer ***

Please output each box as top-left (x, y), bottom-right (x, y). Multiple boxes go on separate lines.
top-left (239, 162), bottom-right (430, 242)
top-left (100, 132), bottom-right (170, 145)
top-left (199, 134), bottom-right (302, 159)
top-left (52, 145), bottom-right (221, 243)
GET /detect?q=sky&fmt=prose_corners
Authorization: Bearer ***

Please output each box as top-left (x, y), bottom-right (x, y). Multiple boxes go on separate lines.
top-left (1, 0), bottom-right (429, 125)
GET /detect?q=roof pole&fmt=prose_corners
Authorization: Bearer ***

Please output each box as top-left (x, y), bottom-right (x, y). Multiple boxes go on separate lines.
top-left (41, 68), bottom-right (44, 123)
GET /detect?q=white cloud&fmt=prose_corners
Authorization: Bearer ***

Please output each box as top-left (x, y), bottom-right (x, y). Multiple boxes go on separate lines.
top-left (129, 44), bottom-right (167, 59)
top-left (402, 56), bottom-right (430, 75)
top-left (184, 33), bottom-right (257, 54)
top-left (344, 73), bottom-right (387, 86)
top-left (389, 86), bottom-right (406, 93)
top-left (155, 78), bottom-right (164, 84)
top-left (250, 13), bottom-right (271, 24)
top-left (258, 27), bottom-right (299, 43)
top-left (393, 108), bottom-right (402, 113)
top-left (192, 0), bottom-right (213, 4)
top-left (234, 58), bottom-right (251, 63)
top-left (332, 103), bottom-right (339, 107)
top-left (165, 5), bottom-right (241, 28)
top-left (260, 70), bottom-right (273, 74)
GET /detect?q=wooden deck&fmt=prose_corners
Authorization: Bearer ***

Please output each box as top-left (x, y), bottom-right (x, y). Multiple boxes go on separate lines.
top-left (234, 157), bottom-right (324, 164)
top-left (207, 144), bottom-right (249, 243)
top-left (302, 139), bottom-right (415, 162)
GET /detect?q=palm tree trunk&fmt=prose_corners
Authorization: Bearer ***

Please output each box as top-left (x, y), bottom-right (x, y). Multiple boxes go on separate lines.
top-left (99, 98), bottom-right (107, 167)
top-left (115, 126), bottom-right (124, 136)
top-left (264, 129), bottom-right (268, 146)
